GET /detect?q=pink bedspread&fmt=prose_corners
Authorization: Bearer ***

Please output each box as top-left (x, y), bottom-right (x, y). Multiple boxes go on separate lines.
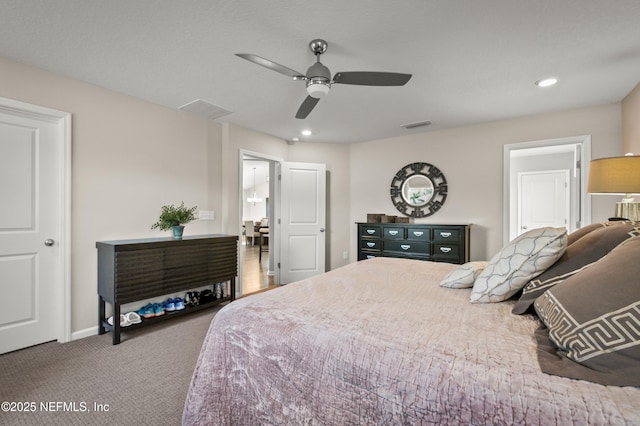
top-left (183, 257), bottom-right (640, 425)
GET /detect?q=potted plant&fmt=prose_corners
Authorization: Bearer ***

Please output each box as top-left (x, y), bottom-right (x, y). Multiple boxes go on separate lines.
top-left (151, 202), bottom-right (198, 240)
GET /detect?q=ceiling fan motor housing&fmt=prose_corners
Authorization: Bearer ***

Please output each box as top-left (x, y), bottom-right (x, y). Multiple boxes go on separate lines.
top-left (306, 61), bottom-right (331, 98)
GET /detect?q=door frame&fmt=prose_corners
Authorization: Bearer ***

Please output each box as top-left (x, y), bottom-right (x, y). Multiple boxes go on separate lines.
top-left (0, 96), bottom-right (72, 343)
top-left (238, 149), bottom-right (282, 295)
top-left (503, 135), bottom-right (591, 245)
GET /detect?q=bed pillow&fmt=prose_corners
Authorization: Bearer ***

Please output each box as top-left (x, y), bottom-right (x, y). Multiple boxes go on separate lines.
top-left (470, 227), bottom-right (567, 303)
top-left (512, 222), bottom-right (640, 314)
top-left (566, 222), bottom-right (605, 245)
top-left (534, 235), bottom-right (640, 386)
top-left (566, 220), bottom-right (638, 245)
top-left (439, 261), bottom-right (488, 289)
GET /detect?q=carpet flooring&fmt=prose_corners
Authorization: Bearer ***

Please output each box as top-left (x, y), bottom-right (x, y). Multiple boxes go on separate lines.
top-left (0, 306), bottom-right (221, 426)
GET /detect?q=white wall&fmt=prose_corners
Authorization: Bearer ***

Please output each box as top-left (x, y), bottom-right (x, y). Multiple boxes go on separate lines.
top-left (623, 81), bottom-right (640, 154)
top-left (0, 56), bottom-right (223, 334)
top-left (350, 103), bottom-right (623, 261)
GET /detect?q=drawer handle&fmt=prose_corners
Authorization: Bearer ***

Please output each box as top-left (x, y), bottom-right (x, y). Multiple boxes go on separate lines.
top-left (366, 242), bottom-right (376, 248)
top-left (401, 244), bottom-right (411, 250)
top-left (440, 232), bottom-right (452, 238)
top-left (389, 230), bottom-right (399, 236)
top-left (413, 231), bottom-right (424, 237)
top-left (440, 247), bottom-right (452, 253)
top-left (366, 229), bottom-right (376, 235)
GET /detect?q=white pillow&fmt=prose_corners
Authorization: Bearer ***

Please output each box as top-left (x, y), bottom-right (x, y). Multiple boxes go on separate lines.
top-left (470, 227), bottom-right (567, 303)
top-left (440, 261), bottom-right (489, 289)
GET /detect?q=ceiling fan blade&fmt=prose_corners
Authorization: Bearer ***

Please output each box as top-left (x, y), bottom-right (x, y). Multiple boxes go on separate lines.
top-left (295, 96), bottom-right (320, 119)
top-left (235, 53), bottom-right (305, 79)
top-left (333, 72), bottom-right (412, 86)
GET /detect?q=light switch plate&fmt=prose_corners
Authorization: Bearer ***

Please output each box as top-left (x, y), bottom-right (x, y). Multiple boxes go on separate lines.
top-left (198, 210), bottom-right (215, 220)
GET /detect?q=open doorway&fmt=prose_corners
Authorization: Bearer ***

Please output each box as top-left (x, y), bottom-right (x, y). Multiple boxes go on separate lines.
top-left (503, 135), bottom-right (592, 244)
top-left (239, 152), bottom-right (279, 296)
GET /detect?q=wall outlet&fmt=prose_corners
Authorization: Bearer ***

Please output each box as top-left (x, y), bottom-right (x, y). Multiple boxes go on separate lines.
top-left (343, 251), bottom-right (349, 260)
top-left (198, 210), bottom-right (215, 220)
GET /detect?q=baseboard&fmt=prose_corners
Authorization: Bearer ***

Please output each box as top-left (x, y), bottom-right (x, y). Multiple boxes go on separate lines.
top-left (72, 326), bottom-right (98, 341)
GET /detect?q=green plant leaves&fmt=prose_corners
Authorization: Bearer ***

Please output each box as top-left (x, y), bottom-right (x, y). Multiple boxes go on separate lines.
top-left (151, 201), bottom-right (198, 231)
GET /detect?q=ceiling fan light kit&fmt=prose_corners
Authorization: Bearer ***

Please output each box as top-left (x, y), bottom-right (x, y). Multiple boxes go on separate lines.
top-left (307, 81), bottom-right (330, 98)
top-left (236, 38), bottom-right (412, 119)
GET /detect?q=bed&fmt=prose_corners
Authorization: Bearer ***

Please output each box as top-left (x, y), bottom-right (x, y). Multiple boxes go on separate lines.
top-left (183, 224), bottom-right (640, 425)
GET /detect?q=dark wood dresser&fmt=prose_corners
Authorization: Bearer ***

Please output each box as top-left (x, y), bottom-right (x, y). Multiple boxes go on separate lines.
top-left (357, 223), bottom-right (470, 264)
top-left (96, 234), bottom-right (238, 344)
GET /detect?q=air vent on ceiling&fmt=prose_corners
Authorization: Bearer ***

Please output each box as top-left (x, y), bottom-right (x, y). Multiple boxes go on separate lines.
top-left (402, 120), bottom-right (432, 130)
top-left (178, 99), bottom-right (233, 120)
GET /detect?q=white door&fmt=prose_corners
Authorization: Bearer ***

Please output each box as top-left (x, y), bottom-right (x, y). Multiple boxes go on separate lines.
top-left (280, 162), bottom-right (326, 284)
top-left (518, 170), bottom-right (570, 236)
top-left (0, 101), bottom-right (67, 354)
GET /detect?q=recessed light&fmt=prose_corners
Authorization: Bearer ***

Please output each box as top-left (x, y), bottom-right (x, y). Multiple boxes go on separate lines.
top-left (292, 137), bottom-right (299, 142)
top-left (301, 129), bottom-right (312, 136)
top-left (535, 77), bottom-right (558, 88)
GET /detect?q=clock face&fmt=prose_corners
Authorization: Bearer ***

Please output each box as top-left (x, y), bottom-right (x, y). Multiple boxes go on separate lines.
top-left (390, 162), bottom-right (448, 217)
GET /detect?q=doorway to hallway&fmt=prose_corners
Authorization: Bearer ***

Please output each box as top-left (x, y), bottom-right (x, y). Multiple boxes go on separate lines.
top-left (240, 154), bottom-right (275, 296)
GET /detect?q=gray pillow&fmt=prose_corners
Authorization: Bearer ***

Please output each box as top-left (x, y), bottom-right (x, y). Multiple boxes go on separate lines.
top-left (534, 235), bottom-right (640, 386)
top-left (566, 222), bottom-right (605, 245)
top-left (567, 220), bottom-right (639, 245)
top-left (470, 227), bottom-right (567, 303)
top-left (513, 222), bottom-right (640, 314)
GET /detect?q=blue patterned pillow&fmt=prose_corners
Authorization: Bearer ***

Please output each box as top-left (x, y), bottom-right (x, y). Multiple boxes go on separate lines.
top-left (470, 227), bottom-right (567, 303)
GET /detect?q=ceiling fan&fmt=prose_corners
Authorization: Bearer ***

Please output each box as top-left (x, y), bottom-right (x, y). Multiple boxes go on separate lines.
top-left (236, 39), bottom-right (412, 119)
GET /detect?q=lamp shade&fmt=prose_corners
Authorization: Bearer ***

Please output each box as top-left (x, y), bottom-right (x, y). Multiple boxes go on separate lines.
top-left (587, 155), bottom-right (640, 194)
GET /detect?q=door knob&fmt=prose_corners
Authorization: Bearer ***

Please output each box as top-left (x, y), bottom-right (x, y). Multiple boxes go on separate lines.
top-left (44, 239), bottom-right (55, 246)
top-left (320, 228), bottom-right (325, 232)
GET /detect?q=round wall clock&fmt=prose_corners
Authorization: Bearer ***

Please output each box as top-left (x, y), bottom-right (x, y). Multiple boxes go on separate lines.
top-left (390, 162), bottom-right (448, 217)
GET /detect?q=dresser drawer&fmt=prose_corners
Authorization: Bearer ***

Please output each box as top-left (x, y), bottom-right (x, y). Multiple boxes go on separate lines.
top-left (432, 243), bottom-right (461, 261)
top-left (384, 240), bottom-right (429, 255)
top-left (406, 227), bottom-right (431, 242)
top-left (383, 227), bottom-right (405, 239)
top-left (358, 252), bottom-right (379, 261)
top-left (360, 225), bottom-right (382, 238)
top-left (433, 228), bottom-right (462, 242)
top-left (360, 239), bottom-right (382, 252)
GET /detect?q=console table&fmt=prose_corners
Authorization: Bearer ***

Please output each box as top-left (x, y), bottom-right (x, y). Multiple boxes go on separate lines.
top-left (97, 234), bottom-right (238, 344)
top-left (357, 223), bottom-right (470, 264)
